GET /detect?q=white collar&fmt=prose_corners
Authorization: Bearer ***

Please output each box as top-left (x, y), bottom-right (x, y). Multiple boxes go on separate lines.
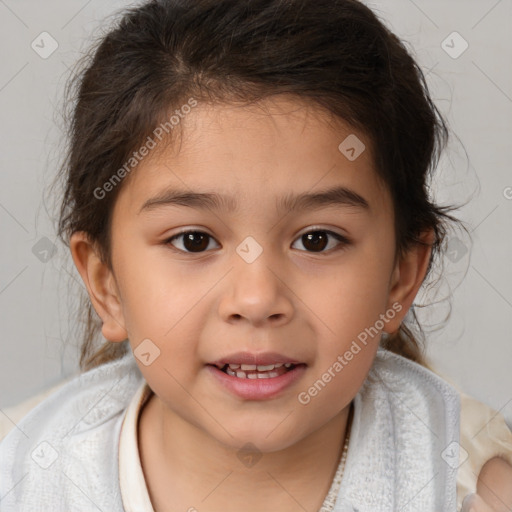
top-left (119, 380), bottom-right (154, 512)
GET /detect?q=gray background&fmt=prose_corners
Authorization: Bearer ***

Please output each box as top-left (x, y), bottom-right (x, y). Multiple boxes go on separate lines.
top-left (0, 0), bottom-right (511, 425)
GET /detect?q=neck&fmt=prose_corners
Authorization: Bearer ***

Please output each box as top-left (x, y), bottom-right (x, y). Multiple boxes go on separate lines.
top-left (138, 392), bottom-right (353, 512)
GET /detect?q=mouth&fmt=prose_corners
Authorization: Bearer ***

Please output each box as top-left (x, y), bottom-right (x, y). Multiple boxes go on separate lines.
top-left (210, 362), bottom-right (304, 379)
top-left (205, 361), bottom-right (308, 400)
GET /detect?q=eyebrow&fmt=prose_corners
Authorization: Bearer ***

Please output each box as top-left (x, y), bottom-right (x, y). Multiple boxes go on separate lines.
top-left (138, 185), bottom-right (370, 215)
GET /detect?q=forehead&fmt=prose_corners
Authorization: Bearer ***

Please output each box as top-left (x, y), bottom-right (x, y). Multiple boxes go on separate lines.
top-left (115, 96), bottom-right (392, 220)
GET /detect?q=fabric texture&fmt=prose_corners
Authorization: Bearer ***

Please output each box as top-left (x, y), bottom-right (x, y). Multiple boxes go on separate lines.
top-left (0, 354), bottom-right (139, 511)
top-left (333, 348), bottom-right (460, 511)
top-left (0, 348), bottom-right (510, 511)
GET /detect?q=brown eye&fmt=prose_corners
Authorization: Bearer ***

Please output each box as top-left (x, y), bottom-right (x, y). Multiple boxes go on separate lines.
top-left (292, 230), bottom-right (349, 253)
top-left (164, 228), bottom-right (349, 255)
top-left (165, 231), bottom-right (219, 253)
top-left (302, 232), bottom-right (328, 251)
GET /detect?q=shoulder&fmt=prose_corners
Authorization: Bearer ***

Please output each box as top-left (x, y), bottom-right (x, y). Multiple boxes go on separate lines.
top-left (0, 352), bottom-right (144, 511)
top-left (0, 380), bottom-right (70, 442)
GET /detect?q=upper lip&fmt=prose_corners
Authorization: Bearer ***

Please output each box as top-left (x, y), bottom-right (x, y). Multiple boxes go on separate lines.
top-left (209, 351), bottom-right (305, 368)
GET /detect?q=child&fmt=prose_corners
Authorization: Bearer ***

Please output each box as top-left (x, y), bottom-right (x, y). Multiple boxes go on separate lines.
top-left (1, 0), bottom-right (512, 511)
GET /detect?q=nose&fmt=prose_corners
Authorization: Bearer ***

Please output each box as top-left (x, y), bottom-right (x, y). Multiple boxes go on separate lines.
top-left (217, 250), bottom-right (294, 328)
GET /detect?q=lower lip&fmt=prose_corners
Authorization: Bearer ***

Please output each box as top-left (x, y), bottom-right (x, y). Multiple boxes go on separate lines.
top-left (205, 364), bottom-right (307, 400)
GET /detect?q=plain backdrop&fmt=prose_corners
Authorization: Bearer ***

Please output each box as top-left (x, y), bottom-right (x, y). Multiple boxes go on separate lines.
top-left (0, 0), bottom-right (511, 426)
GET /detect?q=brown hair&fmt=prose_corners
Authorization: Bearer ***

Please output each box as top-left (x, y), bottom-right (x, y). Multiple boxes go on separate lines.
top-left (52, 0), bottom-right (469, 373)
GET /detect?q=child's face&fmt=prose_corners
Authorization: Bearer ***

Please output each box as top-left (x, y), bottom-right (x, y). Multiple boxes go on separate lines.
top-left (87, 95), bottom-right (423, 451)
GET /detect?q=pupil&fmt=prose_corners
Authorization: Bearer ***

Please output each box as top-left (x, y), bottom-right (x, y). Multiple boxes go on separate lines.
top-left (303, 232), bottom-right (327, 252)
top-left (184, 232), bottom-right (208, 252)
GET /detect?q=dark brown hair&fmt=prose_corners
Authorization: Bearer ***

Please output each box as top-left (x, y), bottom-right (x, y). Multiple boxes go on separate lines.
top-left (53, 0), bottom-right (469, 372)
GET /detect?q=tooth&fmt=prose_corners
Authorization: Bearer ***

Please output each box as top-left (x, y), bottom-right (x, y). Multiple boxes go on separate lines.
top-left (240, 364), bottom-right (256, 371)
top-left (228, 364), bottom-right (240, 369)
top-left (224, 365), bottom-right (292, 379)
top-left (256, 364), bottom-right (275, 371)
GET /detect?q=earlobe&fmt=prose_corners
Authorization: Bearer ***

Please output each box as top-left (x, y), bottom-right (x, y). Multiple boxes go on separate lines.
top-left (383, 229), bottom-right (435, 334)
top-left (69, 231), bottom-right (128, 343)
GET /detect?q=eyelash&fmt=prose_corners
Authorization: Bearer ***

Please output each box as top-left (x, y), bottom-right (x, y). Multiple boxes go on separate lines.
top-left (163, 228), bottom-right (351, 255)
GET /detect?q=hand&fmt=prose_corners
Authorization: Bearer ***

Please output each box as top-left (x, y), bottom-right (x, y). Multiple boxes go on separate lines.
top-left (462, 456), bottom-right (512, 511)
top-left (461, 493), bottom-right (499, 512)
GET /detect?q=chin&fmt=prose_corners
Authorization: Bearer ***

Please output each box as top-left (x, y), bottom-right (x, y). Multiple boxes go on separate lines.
top-left (212, 425), bottom-right (302, 455)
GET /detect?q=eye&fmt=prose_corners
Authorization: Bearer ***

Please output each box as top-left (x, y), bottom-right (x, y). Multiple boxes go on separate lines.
top-left (164, 228), bottom-right (350, 254)
top-left (291, 229), bottom-right (350, 253)
top-left (164, 230), bottom-right (220, 253)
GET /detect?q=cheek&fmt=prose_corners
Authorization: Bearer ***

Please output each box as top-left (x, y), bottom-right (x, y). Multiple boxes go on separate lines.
top-left (308, 254), bottom-right (394, 339)
top-left (115, 246), bottom-right (201, 336)
top-left (305, 242), bottom-right (392, 393)
top-left (116, 257), bottom-right (213, 362)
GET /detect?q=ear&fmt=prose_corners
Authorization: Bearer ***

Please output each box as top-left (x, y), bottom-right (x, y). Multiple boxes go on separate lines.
top-left (383, 229), bottom-right (435, 335)
top-left (69, 231), bottom-right (128, 343)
